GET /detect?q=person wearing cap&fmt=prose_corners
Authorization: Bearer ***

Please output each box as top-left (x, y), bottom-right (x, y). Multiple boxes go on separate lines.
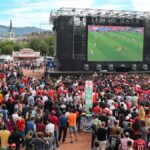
top-left (121, 132), bottom-right (133, 150)
top-left (49, 110), bottom-right (59, 147)
top-left (8, 126), bottom-right (24, 150)
top-left (6, 143), bottom-right (16, 150)
top-left (122, 116), bottom-right (131, 129)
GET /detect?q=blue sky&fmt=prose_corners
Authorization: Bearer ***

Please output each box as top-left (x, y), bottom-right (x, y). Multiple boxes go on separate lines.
top-left (0, 0), bottom-right (150, 29)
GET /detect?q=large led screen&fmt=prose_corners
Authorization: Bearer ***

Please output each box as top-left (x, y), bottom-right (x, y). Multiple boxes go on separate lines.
top-left (88, 25), bottom-right (144, 61)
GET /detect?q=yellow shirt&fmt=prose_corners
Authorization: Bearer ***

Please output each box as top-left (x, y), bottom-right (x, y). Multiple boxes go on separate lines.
top-left (139, 106), bottom-right (145, 120)
top-left (0, 130), bottom-right (11, 148)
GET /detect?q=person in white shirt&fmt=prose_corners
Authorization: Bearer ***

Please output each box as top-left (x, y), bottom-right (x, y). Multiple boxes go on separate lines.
top-left (12, 110), bottom-right (19, 122)
top-left (45, 119), bottom-right (54, 134)
top-left (121, 132), bottom-right (133, 150)
top-left (43, 95), bottom-right (48, 103)
top-left (107, 99), bottom-right (114, 107)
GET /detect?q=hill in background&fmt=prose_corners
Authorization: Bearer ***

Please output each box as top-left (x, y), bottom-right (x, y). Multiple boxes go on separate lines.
top-left (0, 24), bottom-right (47, 37)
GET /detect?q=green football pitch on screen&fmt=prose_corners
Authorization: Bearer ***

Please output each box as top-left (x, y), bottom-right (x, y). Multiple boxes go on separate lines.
top-left (88, 25), bottom-right (144, 62)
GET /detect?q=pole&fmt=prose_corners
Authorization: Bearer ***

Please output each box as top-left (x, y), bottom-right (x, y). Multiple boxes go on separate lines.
top-left (72, 16), bottom-right (75, 59)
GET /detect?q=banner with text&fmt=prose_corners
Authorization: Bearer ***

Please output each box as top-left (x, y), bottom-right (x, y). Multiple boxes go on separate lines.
top-left (85, 80), bottom-right (93, 109)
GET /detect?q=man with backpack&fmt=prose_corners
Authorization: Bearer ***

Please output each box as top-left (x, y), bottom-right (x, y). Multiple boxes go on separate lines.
top-left (91, 115), bottom-right (101, 149)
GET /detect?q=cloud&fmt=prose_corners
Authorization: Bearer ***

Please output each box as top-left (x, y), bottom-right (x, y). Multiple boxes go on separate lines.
top-left (1, 0), bottom-right (148, 29)
top-left (0, 0), bottom-right (97, 29)
top-left (132, 0), bottom-right (150, 11)
top-left (52, 0), bottom-right (96, 8)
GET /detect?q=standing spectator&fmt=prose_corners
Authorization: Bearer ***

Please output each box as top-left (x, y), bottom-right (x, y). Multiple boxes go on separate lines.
top-left (134, 133), bottom-right (146, 150)
top-left (139, 121), bottom-right (148, 142)
top-left (91, 115), bottom-right (101, 149)
top-left (58, 111), bottom-right (68, 142)
top-left (0, 125), bottom-right (11, 149)
top-left (49, 110), bottom-right (59, 147)
top-left (96, 122), bottom-right (108, 150)
top-left (121, 132), bottom-right (133, 150)
top-left (44, 98), bottom-right (53, 112)
top-left (107, 131), bottom-right (121, 150)
top-left (123, 123), bottom-right (134, 139)
top-left (26, 117), bottom-right (36, 134)
top-left (24, 131), bottom-right (34, 150)
top-left (36, 118), bottom-right (45, 133)
top-left (8, 126), bottom-right (24, 150)
top-left (7, 143), bottom-right (17, 150)
top-left (68, 109), bottom-right (77, 143)
top-left (45, 119), bottom-right (55, 134)
top-left (127, 140), bottom-right (134, 150)
top-left (33, 132), bottom-right (46, 150)
top-left (111, 121), bottom-right (121, 135)
top-left (7, 116), bottom-right (15, 134)
top-left (16, 116), bottom-right (25, 137)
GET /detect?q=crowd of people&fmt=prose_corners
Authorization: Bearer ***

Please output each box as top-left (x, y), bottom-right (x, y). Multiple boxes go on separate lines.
top-left (0, 63), bottom-right (149, 150)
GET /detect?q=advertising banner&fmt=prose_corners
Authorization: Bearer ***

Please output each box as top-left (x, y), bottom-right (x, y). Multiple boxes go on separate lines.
top-left (85, 80), bottom-right (93, 109)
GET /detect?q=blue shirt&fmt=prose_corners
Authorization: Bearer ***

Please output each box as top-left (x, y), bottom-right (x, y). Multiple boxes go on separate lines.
top-left (59, 115), bottom-right (68, 127)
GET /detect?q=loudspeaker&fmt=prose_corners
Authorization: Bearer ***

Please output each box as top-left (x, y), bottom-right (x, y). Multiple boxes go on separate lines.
top-left (142, 64), bottom-right (148, 71)
top-left (108, 64), bottom-right (114, 71)
top-left (96, 64), bottom-right (102, 71)
top-left (131, 64), bottom-right (137, 71)
top-left (84, 64), bottom-right (89, 71)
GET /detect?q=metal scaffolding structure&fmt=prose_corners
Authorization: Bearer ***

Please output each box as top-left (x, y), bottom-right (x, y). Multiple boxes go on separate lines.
top-left (50, 7), bottom-right (150, 23)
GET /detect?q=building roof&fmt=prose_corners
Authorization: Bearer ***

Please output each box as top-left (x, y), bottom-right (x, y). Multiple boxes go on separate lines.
top-left (13, 48), bottom-right (40, 58)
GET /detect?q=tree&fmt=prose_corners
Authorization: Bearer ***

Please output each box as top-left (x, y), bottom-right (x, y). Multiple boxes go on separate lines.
top-left (45, 35), bottom-right (54, 56)
top-left (2, 44), bottom-right (14, 55)
top-left (29, 38), bottom-right (39, 51)
top-left (0, 48), bottom-right (2, 55)
top-left (14, 43), bottom-right (22, 51)
top-left (38, 40), bottom-right (49, 56)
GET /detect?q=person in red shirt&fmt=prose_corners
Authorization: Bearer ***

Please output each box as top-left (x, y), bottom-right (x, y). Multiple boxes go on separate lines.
top-left (16, 117), bottom-right (25, 137)
top-left (36, 118), bottom-right (45, 133)
top-left (92, 103), bottom-right (101, 115)
top-left (92, 91), bottom-right (98, 103)
top-left (134, 133), bottom-right (146, 150)
top-left (48, 88), bottom-right (54, 98)
top-left (49, 110), bottom-right (59, 147)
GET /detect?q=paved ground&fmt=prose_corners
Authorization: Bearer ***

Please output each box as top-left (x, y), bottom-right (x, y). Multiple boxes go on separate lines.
top-left (22, 68), bottom-right (45, 79)
top-left (22, 68), bottom-right (91, 150)
top-left (57, 132), bottom-right (91, 150)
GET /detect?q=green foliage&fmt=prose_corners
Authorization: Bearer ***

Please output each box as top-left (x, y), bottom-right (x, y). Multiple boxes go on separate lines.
top-left (2, 43), bottom-right (14, 55)
top-left (14, 43), bottom-right (22, 51)
top-left (0, 34), bottom-right (54, 56)
top-left (29, 38), bottom-right (39, 51)
top-left (0, 48), bottom-right (2, 55)
top-left (29, 35), bottom-right (54, 56)
top-left (0, 41), bottom-right (15, 55)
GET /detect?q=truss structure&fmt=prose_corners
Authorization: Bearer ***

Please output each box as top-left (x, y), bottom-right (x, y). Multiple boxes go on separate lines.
top-left (50, 7), bottom-right (150, 23)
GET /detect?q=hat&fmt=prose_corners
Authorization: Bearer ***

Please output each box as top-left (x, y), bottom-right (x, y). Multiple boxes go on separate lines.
top-left (126, 116), bottom-right (130, 120)
top-left (51, 110), bottom-right (56, 115)
top-left (10, 143), bottom-right (16, 148)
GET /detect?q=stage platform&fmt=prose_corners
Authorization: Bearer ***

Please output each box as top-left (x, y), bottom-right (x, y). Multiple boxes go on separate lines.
top-left (45, 69), bottom-right (150, 77)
